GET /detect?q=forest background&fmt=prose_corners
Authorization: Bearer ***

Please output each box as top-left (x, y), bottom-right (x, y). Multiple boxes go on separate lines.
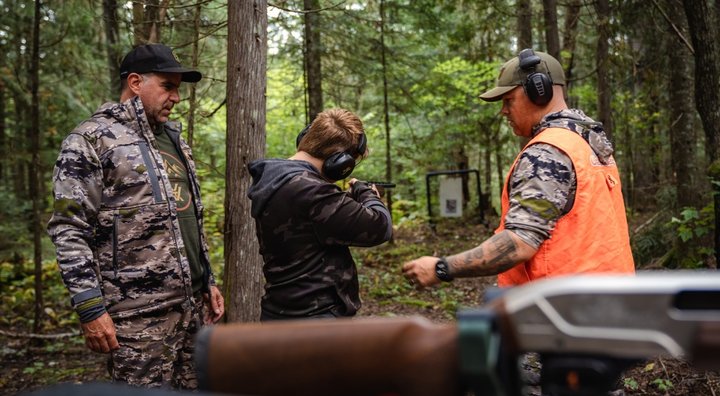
top-left (1, 0), bottom-right (720, 394)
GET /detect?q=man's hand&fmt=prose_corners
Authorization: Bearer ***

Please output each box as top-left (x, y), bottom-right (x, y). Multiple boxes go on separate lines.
top-left (204, 285), bottom-right (225, 324)
top-left (80, 312), bottom-right (119, 353)
top-left (402, 256), bottom-right (441, 289)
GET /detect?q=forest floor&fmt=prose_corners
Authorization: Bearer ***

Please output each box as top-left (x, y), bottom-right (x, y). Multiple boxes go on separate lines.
top-left (1, 217), bottom-right (719, 395)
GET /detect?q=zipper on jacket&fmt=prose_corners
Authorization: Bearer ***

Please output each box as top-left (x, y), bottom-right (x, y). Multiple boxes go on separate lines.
top-left (112, 213), bottom-right (119, 278)
top-left (138, 142), bottom-right (163, 203)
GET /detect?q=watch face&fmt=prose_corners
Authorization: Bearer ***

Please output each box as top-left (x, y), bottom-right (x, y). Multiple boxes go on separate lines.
top-left (435, 259), bottom-right (452, 281)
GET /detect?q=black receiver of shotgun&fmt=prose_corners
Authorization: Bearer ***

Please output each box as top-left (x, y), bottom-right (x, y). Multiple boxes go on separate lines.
top-left (365, 180), bottom-right (396, 188)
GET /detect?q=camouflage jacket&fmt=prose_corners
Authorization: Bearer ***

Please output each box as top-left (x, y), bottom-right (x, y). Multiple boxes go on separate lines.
top-left (47, 96), bottom-right (215, 322)
top-left (248, 159), bottom-right (393, 318)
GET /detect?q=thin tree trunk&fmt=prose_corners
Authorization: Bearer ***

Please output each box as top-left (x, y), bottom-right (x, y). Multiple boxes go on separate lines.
top-left (542, 0), bottom-right (560, 59)
top-left (132, 2), bottom-right (145, 45)
top-left (304, 0), bottom-right (323, 121)
top-left (0, 79), bottom-right (5, 181)
top-left (666, 0), bottom-right (701, 209)
top-left (187, 2), bottom-right (202, 147)
top-left (224, 0), bottom-right (267, 322)
top-left (30, 0), bottom-right (43, 334)
top-left (102, 0), bottom-right (121, 98)
top-left (482, 142), bottom-right (492, 215)
top-left (517, 0), bottom-right (533, 50)
top-left (595, 0), bottom-right (613, 141)
top-left (379, 0), bottom-right (393, 241)
top-left (561, 0), bottom-right (581, 95)
top-left (516, 0), bottom-right (533, 150)
top-left (145, 0), bottom-right (161, 43)
top-left (495, 143), bottom-right (503, 209)
top-left (682, 0), bottom-right (720, 267)
top-left (665, 0), bottom-right (703, 265)
top-left (11, 25), bottom-right (28, 200)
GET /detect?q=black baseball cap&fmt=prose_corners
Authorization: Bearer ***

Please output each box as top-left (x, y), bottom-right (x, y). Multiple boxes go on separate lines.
top-left (119, 44), bottom-right (202, 83)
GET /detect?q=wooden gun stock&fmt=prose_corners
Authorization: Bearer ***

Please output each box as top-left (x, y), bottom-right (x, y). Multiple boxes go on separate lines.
top-left (196, 316), bottom-right (462, 396)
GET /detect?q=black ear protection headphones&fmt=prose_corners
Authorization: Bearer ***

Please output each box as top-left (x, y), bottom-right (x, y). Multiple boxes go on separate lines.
top-left (518, 48), bottom-right (554, 106)
top-left (296, 124), bottom-right (367, 181)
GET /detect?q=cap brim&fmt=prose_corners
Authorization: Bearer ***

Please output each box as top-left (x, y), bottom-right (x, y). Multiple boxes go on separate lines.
top-left (478, 85), bottom-right (517, 102)
top-left (153, 67), bottom-right (202, 83)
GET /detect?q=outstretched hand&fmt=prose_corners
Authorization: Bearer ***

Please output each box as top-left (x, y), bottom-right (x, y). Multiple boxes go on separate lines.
top-left (402, 256), bottom-right (441, 289)
top-left (349, 178), bottom-right (380, 197)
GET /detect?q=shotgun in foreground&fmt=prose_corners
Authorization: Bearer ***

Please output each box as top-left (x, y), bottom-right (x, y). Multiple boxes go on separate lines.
top-left (196, 271), bottom-right (720, 396)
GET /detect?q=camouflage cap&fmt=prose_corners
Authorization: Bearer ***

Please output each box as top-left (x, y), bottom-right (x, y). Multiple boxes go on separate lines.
top-left (479, 50), bottom-right (565, 102)
top-left (120, 44), bottom-right (202, 83)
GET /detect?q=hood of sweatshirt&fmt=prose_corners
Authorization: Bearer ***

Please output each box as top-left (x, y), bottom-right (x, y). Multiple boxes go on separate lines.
top-left (532, 109), bottom-right (615, 165)
top-left (247, 159), bottom-right (320, 218)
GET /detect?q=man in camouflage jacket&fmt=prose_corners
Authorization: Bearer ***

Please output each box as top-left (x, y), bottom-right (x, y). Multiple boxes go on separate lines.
top-left (47, 44), bottom-right (224, 389)
top-left (248, 108), bottom-right (393, 320)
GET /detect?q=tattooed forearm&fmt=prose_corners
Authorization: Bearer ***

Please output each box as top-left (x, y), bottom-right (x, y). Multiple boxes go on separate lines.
top-left (447, 232), bottom-right (524, 277)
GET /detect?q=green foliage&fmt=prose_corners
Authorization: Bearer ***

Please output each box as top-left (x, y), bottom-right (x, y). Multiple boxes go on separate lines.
top-left (651, 378), bottom-right (674, 392)
top-left (630, 213), bottom-right (668, 268)
top-left (667, 204), bottom-right (715, 268)
top-left (0, 186), bottom-right (32, 261)
top-left (671, 207), bottom-right (711, 242)
top-left (22, 362), bottom-right (45, 375)
top-left (623, 377), bottom-right (639, 391)
top-left (266, 58), bottom-right (307, 159)
top-left (0, 260), bottom-right (77, 329)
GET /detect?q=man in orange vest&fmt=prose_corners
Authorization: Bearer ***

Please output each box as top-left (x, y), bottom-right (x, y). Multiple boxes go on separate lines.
top-left (402, 49), bottom-right (635, 289)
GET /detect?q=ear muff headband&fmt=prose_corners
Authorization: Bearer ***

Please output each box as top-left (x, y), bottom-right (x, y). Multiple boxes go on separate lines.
top-left (296, 124), bottom-right (311, 148)
top-left (518, 49), bottom-right (554, 106)
top-left (295, 125), bottom-right (367, 181)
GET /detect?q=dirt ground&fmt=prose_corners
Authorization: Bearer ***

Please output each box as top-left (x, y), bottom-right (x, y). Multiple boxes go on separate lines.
top-left (2, 220), bottom-right (720, 395)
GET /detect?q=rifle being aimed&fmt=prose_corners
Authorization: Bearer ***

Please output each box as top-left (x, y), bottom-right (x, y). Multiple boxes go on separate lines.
top-left (195, 271), bottom-right (720, 396)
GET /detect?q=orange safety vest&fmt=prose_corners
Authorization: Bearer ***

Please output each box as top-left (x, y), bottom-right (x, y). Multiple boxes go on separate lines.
top-left (496, 128), bottom-right (635, 286)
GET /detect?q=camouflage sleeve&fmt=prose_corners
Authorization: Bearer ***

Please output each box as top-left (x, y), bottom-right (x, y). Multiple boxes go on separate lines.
top-left (350, 181), bottom-right (393, 241)
top-left (504, 143), bottom-right (576, 249)
top-left (46, 130), bottom-right (107, 322)
top-left (305, 179), bottom-right (392, 247)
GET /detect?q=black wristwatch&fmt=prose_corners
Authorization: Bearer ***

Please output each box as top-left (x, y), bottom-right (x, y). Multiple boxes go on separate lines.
top-left (435, 257), bottom-right (454, 282)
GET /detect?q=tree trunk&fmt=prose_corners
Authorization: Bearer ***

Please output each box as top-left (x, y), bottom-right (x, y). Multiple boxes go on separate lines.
top-left (379, 0), bottom-right (393, 241)
top-left (595, 0), bottom-right (613, 141)
top-left (683, 1), bottom-right (720, 162)
top-left (11, 26), bottom-right (29, 200)
top-left (561, 0), bottom-right (581, 94)
top-left (482, 143), bottom-right (492, 215)
top-left (454, 147), bottom-right (470, 210)
top-left (30, 0), bottom-right (43, 334)
top-left (495, 143), bottom-right (504, 211)
top-left (516, 0), bottom-right (533, 151)
top-left (187, 2), bottom-right (202, 147)
top-left (542, 0), bottom-right (560, 59)
top-left (132, 2), bottom-right (146, 45)
top-left (0, 79), bottom-right (5, 181)
top-left (224, 0), bottom-right (267, 323)
top-left (304, 0), bottom-right (323, 121)
top-left (667, 0), bottom-right (701, 209)
top-left (665, 0), bottom-right (704, 266)
top-left (682, 0), bottom-right (720, 267)
top-left (102, 0), bottom-right (121, 98)
top-left (144, 0), bottom-right (161, 43)
top-left (517, 0), bottom-right (533, 50)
